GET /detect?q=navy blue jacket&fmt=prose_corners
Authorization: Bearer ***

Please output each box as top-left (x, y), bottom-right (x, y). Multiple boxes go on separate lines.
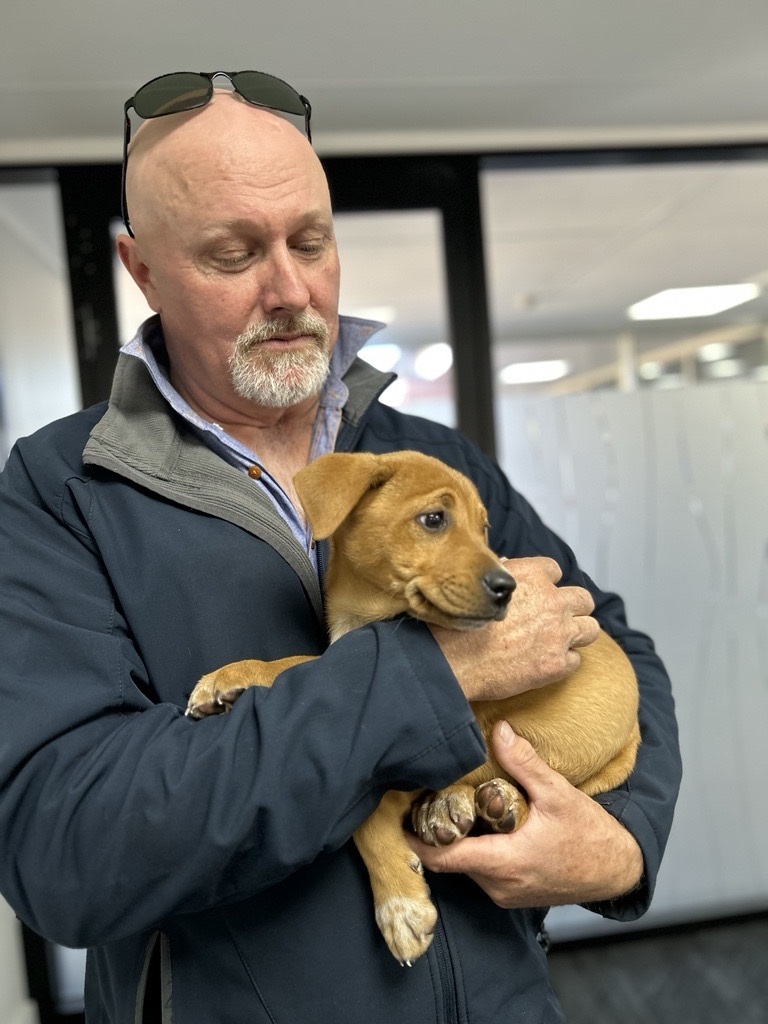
top-left (0, 349), bottom-right (681, 1023)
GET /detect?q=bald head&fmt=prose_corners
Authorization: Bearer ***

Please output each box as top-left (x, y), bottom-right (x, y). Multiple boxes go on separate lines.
top-left (124, 92), bottom-right (328, 244)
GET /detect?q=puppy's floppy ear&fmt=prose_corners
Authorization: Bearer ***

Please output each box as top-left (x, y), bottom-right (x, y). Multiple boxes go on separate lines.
top-left (294, 453), bottom-right (394, 539)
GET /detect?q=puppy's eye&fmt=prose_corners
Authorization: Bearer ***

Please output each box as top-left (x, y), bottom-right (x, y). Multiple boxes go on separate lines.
top-left (417, 510), bottom-right (447, 532)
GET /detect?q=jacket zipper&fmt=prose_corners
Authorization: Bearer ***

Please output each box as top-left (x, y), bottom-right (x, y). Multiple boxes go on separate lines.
top-left (432, 912), bottom-right (460, 1024)
top-left (315, 537), bottom-right (328, 595)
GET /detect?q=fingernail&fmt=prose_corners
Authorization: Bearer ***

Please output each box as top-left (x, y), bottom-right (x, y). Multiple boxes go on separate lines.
top-left (499, 720), bottom-right (514, 744)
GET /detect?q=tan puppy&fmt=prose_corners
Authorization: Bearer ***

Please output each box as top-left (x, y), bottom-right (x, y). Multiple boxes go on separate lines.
top-left (187, 450), bottom-right (640, 965)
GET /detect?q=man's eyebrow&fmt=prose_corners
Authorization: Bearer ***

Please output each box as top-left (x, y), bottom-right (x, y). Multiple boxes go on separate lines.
top-left (290, 210), bottom-right (335, 233)
top-left (198, 212), bottom-right (334, 241)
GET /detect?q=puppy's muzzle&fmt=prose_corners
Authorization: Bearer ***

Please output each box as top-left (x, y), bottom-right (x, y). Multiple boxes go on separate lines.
top-left (482, 568), bottom-right (516, 617)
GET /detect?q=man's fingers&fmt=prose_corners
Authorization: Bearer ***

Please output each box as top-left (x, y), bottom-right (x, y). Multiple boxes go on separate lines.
top-left (558, 584), bottom-right (596, 617)
top-left (501, 555), bottom-right (562, 584)
top-left (570, 615), bottom-right (600, 649)
top-left (408, 829), bottom-right (503, 877)
top-left (489, 721), bottom-right (563, 799)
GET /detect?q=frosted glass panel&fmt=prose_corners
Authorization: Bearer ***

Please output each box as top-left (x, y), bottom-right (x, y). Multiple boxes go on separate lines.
top-left (481, 160), bottom-right (768, 398)
top-left (498, 382), bottom-right (768, 939)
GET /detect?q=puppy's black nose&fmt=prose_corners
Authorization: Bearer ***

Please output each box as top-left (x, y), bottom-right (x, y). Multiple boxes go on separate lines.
top-left (482, 568), bottom-right (516, 608)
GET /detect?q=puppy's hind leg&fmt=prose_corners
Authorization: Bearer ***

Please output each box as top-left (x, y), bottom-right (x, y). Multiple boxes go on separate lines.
top-left (353, 790), bottom-right (437, 965)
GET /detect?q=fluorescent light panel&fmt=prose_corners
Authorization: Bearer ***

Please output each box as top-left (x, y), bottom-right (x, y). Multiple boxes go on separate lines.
top-left (628, 284), bottom-right (760, 320)
top-left (499, 359), bottom-right (570, 385)
top-left (358, 342), bottom-right (402, 372)
top-left (414, 342), bottom-right (453, 381)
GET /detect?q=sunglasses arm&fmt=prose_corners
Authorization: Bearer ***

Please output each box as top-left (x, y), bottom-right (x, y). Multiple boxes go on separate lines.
top-left (120, 104), bottom-right (135, 238)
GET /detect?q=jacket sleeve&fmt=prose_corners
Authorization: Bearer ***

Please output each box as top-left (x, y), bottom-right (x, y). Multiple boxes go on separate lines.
top-left (0, 447), bottom-right (486, 949)
top-left (480, 457), bottom-right (682, 922)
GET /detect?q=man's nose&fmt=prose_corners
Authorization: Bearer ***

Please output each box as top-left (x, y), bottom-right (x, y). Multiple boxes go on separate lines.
top-left (260, 249), bottom-right (311, 313)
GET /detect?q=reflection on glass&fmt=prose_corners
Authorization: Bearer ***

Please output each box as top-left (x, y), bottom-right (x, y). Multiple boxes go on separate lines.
top-left (481, 160), bottom-right (768, 399)
top-left (334, 209), bottom-right (455, 426)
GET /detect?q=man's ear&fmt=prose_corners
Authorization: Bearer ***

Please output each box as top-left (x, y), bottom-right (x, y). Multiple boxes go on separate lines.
top-left (294, 453), bottom-right (394, 539)
top-left (115, 234), bottom-right (161, 312)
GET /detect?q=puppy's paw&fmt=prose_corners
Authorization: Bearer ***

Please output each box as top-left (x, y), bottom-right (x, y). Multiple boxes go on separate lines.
top-left (475, 778), bottom-right (528, 833)
top-left (411, 784), bottom-right (476, 846)
top-left (375, 894), bottom-right (437, 965)
top-left (185, 667), bottom-right (247, 719)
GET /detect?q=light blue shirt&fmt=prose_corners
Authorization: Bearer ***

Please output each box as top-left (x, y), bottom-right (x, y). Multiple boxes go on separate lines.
top-left (122, 314), bottom-right (385, 561)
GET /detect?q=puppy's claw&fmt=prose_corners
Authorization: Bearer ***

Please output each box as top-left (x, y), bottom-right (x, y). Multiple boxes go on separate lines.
top-left (186, 682), bottom-right (246, 719)
top-left (434, 826), bottom-right (458, 845)
top-left (375, 895), bottom-right (437, 965)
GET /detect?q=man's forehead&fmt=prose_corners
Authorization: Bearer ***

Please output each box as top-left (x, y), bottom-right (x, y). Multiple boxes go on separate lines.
top-left (129, 93), bottom-right (304, 159)
top-left (126, 95), bottom-right (326, 235)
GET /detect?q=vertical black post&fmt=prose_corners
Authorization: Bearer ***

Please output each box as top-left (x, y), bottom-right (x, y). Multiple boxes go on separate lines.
top-left (438, 156), bottom-right (496, 459)
top-left (21, 923), bottom-right (57, 1024)
top-left (57, 165), bottom-right (123, 408)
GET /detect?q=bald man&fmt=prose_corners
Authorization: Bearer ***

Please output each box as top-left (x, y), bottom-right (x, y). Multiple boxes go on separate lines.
top-left (0, 84), bottom-right (680, 1024)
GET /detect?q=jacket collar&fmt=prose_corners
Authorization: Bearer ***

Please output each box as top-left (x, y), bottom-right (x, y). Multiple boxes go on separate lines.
top-left (82, 317), bottom-right (395, 617)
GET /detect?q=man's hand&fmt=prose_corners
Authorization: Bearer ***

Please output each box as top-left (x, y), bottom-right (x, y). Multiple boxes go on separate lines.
top-left (409, 721), bottom-right (644, 908)
top-left (431, 556), bottom-right (599, 702)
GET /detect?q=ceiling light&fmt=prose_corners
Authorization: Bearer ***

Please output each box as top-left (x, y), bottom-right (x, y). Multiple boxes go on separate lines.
top-left (697, 342), bottom-right (734, 362)
top-left (358, 343), bottom-right (402, 372)
top-left (414, 342), bottom-right (453, 381)
top-left (639, 361), bottom-right (664, 380)
top-left (498, 359), bottom-right (570, 385)
top-left (627, 284), bottom-right (760, 320)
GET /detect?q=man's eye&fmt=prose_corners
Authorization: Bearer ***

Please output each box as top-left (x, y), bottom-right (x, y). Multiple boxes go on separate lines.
top-left (215, 253), bottom-right (251, 269)
top-left (417, 511), bottom-right (447, 532)
top-left (294, 238), bottom-right (328, 258)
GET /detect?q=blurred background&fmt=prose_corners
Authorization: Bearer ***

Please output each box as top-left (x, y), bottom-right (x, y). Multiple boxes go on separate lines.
top-left (2, 3), bottom-right (767, 1022)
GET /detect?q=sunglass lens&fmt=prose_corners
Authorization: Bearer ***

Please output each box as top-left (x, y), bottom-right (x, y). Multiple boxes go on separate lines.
top-left (232, 71), bottom-right (306, 116)
top-left (133, 72), bottom-right (212, 118)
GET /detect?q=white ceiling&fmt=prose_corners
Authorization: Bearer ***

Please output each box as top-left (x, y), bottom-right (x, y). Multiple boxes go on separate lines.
top-left (3, 0), bottom-right (768, 159)
top-left (3, 0), bottom-right (768, 387)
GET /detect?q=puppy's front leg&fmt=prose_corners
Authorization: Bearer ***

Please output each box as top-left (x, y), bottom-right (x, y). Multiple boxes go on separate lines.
top-left (185, 655), bottom-right (314, 718)
top-left (353, 790), bottom-right (437, 965)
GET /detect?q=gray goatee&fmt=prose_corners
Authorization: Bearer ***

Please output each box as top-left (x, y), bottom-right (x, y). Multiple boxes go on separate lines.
top-left (228, 311), bottom-right (331, 408)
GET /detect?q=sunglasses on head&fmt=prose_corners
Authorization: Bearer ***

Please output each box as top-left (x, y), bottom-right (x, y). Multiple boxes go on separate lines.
top-left (120, 70), bottom-right (312, 236)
